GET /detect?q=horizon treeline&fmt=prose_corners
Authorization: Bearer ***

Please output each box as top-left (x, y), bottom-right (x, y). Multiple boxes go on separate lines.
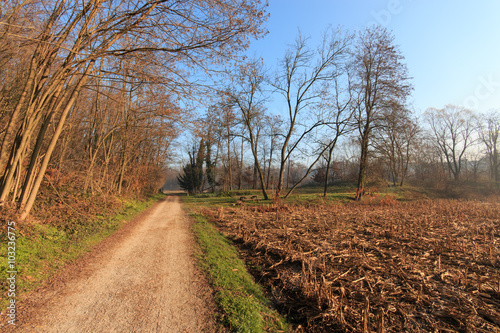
top-left (178, 27), bottom-right (499, 197)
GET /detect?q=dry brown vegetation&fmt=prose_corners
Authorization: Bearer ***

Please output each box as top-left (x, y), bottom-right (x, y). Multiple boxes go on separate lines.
top-left (206, 198), bottom-right (500, 332)
top-left (0, 0), bottom-right (268, 218)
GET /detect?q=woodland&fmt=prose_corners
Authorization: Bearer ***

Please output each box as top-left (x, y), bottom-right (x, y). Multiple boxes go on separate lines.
top-left (0, 0), bottom-right (267, 219)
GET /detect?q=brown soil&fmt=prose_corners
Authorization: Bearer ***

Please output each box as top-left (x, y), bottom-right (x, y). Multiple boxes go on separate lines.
top-left (6, 196), bottom-right (219, 332)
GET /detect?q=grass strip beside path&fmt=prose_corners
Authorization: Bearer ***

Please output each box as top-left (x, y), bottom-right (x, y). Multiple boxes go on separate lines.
top-left (190, 212), bottom-right (288, 333)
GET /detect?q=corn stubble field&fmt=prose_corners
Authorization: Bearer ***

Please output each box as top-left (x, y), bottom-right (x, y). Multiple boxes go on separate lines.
top-left (205, 197), bottom-right (500, 332)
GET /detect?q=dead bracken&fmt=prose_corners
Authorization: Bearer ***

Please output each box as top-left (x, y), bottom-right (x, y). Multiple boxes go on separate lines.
top-left (206, 198), bottom-right (500, 332)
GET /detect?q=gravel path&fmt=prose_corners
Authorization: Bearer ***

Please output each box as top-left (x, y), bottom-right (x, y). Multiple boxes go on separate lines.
top-left (10, 196), bottom-right (217, 332)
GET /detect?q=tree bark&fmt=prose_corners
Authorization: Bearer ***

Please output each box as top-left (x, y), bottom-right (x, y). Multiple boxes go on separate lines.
top-left (356, 129), bottom-right (370, 201)
top-left (324, 144), bottom-right (334, 197)
top-left (20, 61), bottom-right (95, 220)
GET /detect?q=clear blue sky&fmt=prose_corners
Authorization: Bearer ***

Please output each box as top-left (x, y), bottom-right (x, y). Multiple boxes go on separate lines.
top-left (248, 0), bottom-right (500, 115)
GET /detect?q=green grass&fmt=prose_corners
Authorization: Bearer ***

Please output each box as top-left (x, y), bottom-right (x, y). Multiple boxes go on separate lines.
top-left (0, 194), bottom-right (163, 309)
top-left (290, 182), bottom-right (357, 195)
top-left (287, 183), bottom-right (435, 203)
top-left (189, 212), bottom-right (288, 333)
top-left (282, 191), bottom-right (354, 205)
top-left (182, 183), bottom-right (434, 210)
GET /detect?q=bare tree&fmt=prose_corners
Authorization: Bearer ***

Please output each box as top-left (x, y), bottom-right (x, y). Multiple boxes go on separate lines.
top-left (0, 0), bottom-right (268, 218)
top-left (272, 28), bottom-right (351, 198)
top-left (425, 105), bottom-right (476, 182)
top-left (373, 103), bottom-right (420, 186)
top-left (352, 26), bottom-right (412, 200)
top-left (263, 114), bottom-right (283, 190)
top-left (321, 76), bottom-right (355, 196)
top-left (477, 110), bottom-right (500, 188)
top-left (224, 59), bottom-right (270, 199)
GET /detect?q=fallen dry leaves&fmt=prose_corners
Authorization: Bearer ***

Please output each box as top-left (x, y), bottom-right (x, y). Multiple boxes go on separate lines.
top-left (206, 198), bottom-right (500, 332)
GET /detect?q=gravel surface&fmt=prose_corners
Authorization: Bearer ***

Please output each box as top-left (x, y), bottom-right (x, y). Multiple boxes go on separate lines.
top-left (9, 196), bottom-right (217, 333)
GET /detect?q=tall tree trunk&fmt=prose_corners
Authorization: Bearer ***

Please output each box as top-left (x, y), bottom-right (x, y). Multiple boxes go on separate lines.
top-left (238, 137), bottom-right (243, 190)
top-left (226, 124), bottom-right (232, 190)
top-left (18, 110), bottom-right (57, 207)
top-left (57, 123), bottom-right (71, 170)
top-left (252, 163), bottom-right (257, 189)
top-left (117, 150), bottom-right (127, 195)
top-left (355, 131), bottom-right (370, 201)
top-left (20, 61), bottom-right (95, 219)
top-left (101, 133), bottom-right (115, 193)
top-left (267, 142), bottom-right (273, 189)
top-left (0, 59), bottom-right (36, 172)
top-left (10, 157), bottom-right (23, 203)
top-left (248, 143), bottom-right (268, 199)
top-left (0, 104), bottom-right (47, 203)
top-left (324, 144), bottom-right (334, 197)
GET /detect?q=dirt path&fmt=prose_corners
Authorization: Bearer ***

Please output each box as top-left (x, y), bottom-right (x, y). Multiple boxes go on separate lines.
top-left (12, 196), bottom-right (217, 333)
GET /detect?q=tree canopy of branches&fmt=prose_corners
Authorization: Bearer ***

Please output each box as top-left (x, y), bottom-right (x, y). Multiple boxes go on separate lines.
top-left (272, 28), bottom-right (352, 198)
top-left (177, 22), bottom-right (500, 200)
top-left (425, 105), bottom-right (476, 182)
top-left (223, 59), bottom-right (270, 199)
top-left (0, 0), bottom-right (268, 218)
top-left (352, 26), bottom-right (412, 200)
top-left (372, 104), bottom-right (420, 186)
top-left (477, 111), bottom-right (500, 189)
